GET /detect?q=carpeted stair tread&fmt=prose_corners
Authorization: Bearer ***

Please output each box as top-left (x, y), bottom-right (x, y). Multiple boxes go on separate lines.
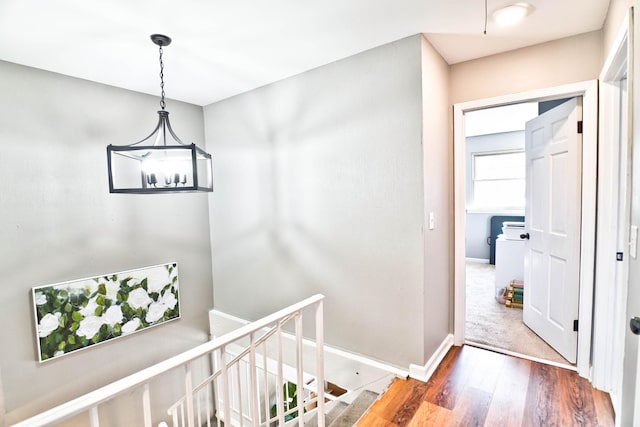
top-left (328, 390), bottom-right (379, 427)
top-left (305, 401), bottom-right (349, 427)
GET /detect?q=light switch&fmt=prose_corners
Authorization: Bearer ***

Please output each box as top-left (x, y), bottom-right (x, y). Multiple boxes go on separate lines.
top-left (631, 225), bottom-right (638, 259)
top-left (428, 212), bottom-right (435, 230)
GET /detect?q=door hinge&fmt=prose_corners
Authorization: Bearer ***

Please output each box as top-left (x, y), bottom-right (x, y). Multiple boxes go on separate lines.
top-left (577, 121), bottom-right (583, 134)
top-left (573, 319), bottom-right (579, 332)
top-left (617, 252), bottom-right (624, 261)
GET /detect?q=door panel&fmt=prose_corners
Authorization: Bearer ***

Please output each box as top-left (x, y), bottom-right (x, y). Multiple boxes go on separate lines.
top-left (551, 153), bottom-right (568, 233)
top-left (529, 249), bottom-right (544, 313)
top-left (530, 155), bottom-right (546, 231)
top-left (548, 256), bottom-right (565, 328)
top-left (523, 97), bottom-right (582, 364)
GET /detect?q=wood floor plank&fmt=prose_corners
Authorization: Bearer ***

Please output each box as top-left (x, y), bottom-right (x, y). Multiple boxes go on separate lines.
top-left (463, 345), bottom-right (507, 394)
top-left (450, 386), bottom-right (492, 427)
top-left (357, 346), bottom-right (614, 427)
top-left (483, 355), bottom-right (531, 426)
top-left (557, 367), bottom-right (599, 426)
top-left (389, 379), bottom-right (429, 426)
top-left (422, 345), bottom-right (462, 393)
top-left (406, 401), bottom-right (452, 427)
top-left (363, 378), bottom-right (425, 424)
top-left (363, 379), bottom-right (410, 420)
top-left (522, 362), bottom-right (565, 427)
top-left (423, 346), bottom-right (472, 410)
top-left (356, 414), bottom-right (400, 427)
top-left (592, 387), bottom-right (615, 426)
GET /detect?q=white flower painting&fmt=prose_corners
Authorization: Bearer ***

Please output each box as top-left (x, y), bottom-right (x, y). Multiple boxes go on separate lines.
top-left (32, 263), bottom-right (180, 362)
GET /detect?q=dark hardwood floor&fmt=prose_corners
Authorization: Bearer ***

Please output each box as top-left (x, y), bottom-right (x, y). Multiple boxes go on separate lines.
top-left (356, 345), bottom-right (615, 426)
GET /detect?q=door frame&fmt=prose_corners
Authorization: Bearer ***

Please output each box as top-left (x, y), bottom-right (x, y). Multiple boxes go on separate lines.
top-left (453, 80), bottom-right (598, 379)
top-left (592, 9), bottom-right (632, 401)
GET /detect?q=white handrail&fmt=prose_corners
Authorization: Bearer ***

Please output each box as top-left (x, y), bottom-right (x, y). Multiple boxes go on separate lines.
top-left (11, 294), bottom-right (325, 427)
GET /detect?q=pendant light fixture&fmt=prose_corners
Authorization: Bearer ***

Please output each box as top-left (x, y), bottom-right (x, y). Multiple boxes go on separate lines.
top-left (107, 34), bottom-right (213, 194)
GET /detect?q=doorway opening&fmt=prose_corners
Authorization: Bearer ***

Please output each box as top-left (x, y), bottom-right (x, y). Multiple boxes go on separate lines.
top-left (463, 101), bottom-right (571, 365)
top-left (453, 81), bottom-right (598, 379)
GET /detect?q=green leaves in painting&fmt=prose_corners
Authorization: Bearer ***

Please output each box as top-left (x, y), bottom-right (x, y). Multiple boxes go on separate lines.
top-left (34, 264), bottom-right (180, 361)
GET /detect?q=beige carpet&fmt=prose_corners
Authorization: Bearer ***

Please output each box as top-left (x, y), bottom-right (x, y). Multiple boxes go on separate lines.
top-left (465, 260), bottom-right (570, 365)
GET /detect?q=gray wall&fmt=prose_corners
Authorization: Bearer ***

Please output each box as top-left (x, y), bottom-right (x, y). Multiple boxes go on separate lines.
top-left (465, 131), bottom-right (525, 259)
top-left (420, 36), bottom-right (452, 361)
top-left (204, 35), bottom-right (450, 368)
top-left (0, 60), bottom-right (213, 425)
top-left (465, 213), bottom-right (493, 260)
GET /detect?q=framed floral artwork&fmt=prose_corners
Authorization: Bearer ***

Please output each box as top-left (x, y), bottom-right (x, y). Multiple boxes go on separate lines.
top-left (32, 262), bottom-right (180, 362)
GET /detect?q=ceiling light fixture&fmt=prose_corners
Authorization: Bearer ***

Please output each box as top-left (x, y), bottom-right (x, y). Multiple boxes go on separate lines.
top-left (107, 34), bottom-right (213, 194)
top-left (492, 3), bottom-right (534, 27)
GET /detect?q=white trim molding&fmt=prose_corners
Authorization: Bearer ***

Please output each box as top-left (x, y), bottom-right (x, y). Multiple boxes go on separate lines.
top-left (593, 7), bottom-right (633, 401)
top-left (409, 334), bottom-right (454, 382)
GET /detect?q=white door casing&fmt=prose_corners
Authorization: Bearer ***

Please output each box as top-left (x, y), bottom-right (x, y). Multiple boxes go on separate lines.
top-left (620, 6), bottom-right (640, 423)
top-left (453, 81), bottom-right (597, 378)
top-left (593, 8), bottom-right (632, 404)
top-left (523, 98), bottom-right (582, 364)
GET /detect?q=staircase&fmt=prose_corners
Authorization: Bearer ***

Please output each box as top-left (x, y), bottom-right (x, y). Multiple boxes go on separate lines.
top-left (12, 293), bottom-right (394, 427)
top-left (11, 295), bottom-right (328, 427)
top-left (306, 390), bottom-right (379, 427)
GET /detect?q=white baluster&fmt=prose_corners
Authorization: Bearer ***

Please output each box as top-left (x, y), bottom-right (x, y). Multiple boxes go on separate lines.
top-left (143, 383), bottom-right (152, 427)
top-left (276, 324), bottom-right (285, 425)
top-left (248, 331), bottom-right (259, 426)
top-left (262, 341), bottom-right (269, 424)
top-left (89, 406), bottom-right (99, 427)
top-left (184, 363), bottom-right (195, 427)
top-left (206, 384), bottom-right (212, 427)
top-left (295, 313), bottom-right (304, 426)
top-left (171, 407), bottom-right (179, 427)
top-left (220, 346), bottom-right (231, 427)
top-left (196, 386), bottom-right (202, 427)
top-left (315, 300), bottom-right (325, 427)
top-left (236, 360), bottom-right (244, 426)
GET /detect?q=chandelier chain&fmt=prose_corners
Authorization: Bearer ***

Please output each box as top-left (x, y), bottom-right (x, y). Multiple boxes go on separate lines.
top-left (159, 45), bottom-right (166, 110)
top-left (484, 0), bottom-right (488, 35)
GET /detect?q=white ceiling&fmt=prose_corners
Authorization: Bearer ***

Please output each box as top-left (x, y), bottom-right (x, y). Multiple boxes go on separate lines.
top-left (0, 0), bottom-right (611, 106)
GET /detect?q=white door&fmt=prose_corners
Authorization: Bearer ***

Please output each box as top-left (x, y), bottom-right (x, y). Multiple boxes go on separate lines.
top-left (523, 98), bottom-right (582, 364)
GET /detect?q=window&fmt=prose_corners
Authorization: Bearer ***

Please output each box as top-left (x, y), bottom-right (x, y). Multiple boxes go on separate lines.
top-left (472, 151), bottom-right (525, 209)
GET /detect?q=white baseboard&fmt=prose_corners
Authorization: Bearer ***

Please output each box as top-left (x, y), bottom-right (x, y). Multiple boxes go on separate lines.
top-left (408, 334), bottom-right (454, 382)
top-left (209, 309), bottom-right (407, 393)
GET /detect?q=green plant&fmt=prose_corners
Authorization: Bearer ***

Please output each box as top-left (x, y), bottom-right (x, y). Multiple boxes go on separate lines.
top-left (270, 382), bottom-right (304, 422)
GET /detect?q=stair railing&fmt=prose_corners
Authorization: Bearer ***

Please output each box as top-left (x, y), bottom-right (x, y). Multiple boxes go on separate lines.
top-left (11, 294), bottom-right (325, 427)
